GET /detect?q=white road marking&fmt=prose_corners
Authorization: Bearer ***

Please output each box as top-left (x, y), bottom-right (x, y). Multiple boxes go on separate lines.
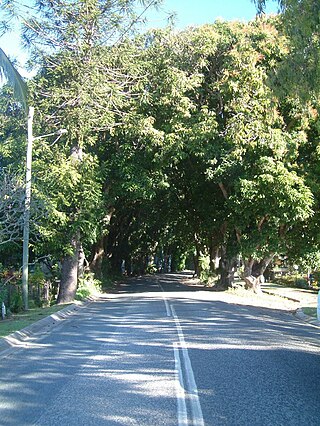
top-left (171, 305), bottom-right (205, 426)
top-left (158, 283), bottom-right (172, 317)
top-left (159, 283), bottom-right (205, 425)
top-left (174, 343), bottom-right (189, 426)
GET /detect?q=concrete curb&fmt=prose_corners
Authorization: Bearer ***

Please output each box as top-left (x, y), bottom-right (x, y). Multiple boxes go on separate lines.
top-left (0, 295), bottom-right (98, 359)
top-left (294, 308), bottom-right (320, 327)
top-left (262, 289), bottom-right (320, 327)
top-left (262, 289), bottom-right (301, 303)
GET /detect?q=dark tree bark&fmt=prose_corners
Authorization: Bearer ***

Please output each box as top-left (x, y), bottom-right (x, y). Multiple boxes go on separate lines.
top-left (219, 246), bottom-right (237, 289)
top-left (193, 241), bottom-right (202, 278)
top-left (252, 254), bottom-right (274, 280)
top-left (57, 235), bottom-right (79, 304)
top-left (89, 207), bottom-right (115, 279)
top-left (90, 237), bottom-right (106, 279)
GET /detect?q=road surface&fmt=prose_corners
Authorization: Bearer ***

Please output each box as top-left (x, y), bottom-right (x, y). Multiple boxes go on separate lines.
top-left (0, 273), bottom-right (319, 425)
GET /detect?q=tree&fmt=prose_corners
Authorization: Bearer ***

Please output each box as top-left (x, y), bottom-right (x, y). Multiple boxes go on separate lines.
top-left (0, 47), bottom-right (27, 110)
top-left (253, 0), bottom-right (320, 99)
top-left (6, 0), bottom-right (161, 303)
top-left (115, 18), bottom-right (315, 290)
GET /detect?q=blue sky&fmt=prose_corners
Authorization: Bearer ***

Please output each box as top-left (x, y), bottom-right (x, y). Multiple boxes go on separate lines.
top-left (1, 0), bottom-right (279, 77)
top-left (145, 0), bottom-right (279, 28)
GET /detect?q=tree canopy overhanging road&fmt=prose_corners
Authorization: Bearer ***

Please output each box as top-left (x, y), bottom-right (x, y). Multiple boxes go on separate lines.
top-left (0, 1), bottom-right (320, 309)
top-left (0, 1), bottom-right (320, 423)
top-left (0, 274), bottom-right (319, 425)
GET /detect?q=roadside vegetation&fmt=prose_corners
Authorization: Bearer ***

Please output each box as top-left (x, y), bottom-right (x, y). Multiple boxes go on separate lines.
top-left (0, 0), bottom-right (319, 318)
top-left (0, 303), bottom-right (72, 338)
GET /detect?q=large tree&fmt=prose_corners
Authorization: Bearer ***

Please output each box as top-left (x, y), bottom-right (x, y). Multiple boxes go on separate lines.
top-left (253, 0), bottom-right (320, 99)
top-left (115, 18), bottom-right (315, 290)
top-left (0, 0), bottom-right (160, 303)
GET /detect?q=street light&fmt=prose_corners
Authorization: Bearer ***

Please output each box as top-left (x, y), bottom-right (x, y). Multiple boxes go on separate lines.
top-left (22, 106), bottom-right (67, 310)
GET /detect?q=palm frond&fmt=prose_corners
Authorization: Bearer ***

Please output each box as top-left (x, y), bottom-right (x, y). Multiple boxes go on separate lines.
top-left (0, 47), bottom-right (28, 111)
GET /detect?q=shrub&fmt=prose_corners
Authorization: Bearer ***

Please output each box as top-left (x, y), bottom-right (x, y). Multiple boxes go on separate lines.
top-left (76, 273), bottom-right (102, 300)
top-left (9, 289), bottom-right (23, 313)
top-left (275, 274), bottom-right (308, 289)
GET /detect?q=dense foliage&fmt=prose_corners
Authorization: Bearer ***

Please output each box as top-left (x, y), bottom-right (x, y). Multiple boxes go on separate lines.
top-left (0, 0), bottom-right (320, 306)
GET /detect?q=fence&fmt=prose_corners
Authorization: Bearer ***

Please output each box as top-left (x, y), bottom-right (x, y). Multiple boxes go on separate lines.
top-left (0, 276), bottom-right (52, 315)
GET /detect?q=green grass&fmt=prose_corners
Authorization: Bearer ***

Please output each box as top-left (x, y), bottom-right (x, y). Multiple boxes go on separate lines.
top-left (0, 304), bottom-right (71, 338)
top-left (302, 307), bottom-right (317, 318)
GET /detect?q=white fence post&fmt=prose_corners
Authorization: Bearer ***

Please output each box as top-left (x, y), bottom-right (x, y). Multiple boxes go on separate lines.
top-left (1, 302), bottom-right (6, 320)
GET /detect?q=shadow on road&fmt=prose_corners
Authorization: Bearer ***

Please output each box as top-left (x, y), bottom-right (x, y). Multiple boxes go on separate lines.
top-left (113, 271), bottom-right (211, 294)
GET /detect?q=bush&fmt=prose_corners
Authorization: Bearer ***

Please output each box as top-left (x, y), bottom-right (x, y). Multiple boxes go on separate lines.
top-left (0, 285), bottom-right (8, 306)
top-left (275, 274), bottom-right (308, 289)
top-left (198, 255), bottom-right (217, 286)
top-left (76, 273), bottom-right (102, 300)
top-left (146, 264), bottom-right (157, 274)
top-left (10, 289), bottom-right (23, 313)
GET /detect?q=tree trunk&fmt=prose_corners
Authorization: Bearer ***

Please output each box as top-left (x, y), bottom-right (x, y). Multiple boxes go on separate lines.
top-left (57, 235), bottom-right (79, 304)
top-left (219, 246), bottom-right (236, 289)
top-left (242, 257), bottom-right (262, 294)
top-left (90, 237), bottom-right (105, 279)
top-left (210, 246), bottom-right (220, 273)
top-left (78, 243), bottom-right (87, 279)
top-left (252, 254), bottom-right (274, 284)
top-left (193, 243), bottom-right (202, 278)
top-left (90, 207), bottom-right (115, 279)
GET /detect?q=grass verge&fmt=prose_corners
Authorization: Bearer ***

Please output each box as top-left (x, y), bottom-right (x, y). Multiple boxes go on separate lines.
top-left (0, 304), bottom-right (71, 338)
top-left (302, 307), bottom-right (317, 318)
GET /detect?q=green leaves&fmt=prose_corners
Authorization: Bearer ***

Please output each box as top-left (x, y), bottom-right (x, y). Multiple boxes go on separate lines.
top-left (0, 48), bottom-right (27, 111)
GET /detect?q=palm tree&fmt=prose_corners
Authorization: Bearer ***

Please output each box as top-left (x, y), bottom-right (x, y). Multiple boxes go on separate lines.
top-left (0, 47), bottom-right (27, 110)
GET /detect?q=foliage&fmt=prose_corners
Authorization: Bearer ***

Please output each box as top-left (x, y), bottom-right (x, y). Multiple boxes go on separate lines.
top-left (0, 3), bottom-right (320, 295)
top-left (254, 0), bottom-right (320, 100)
top-left (275, 274), bottom-right (309, 289)
top-left (76, 273), bottom-right (102, 300)
top-left (0, 168), bottom-right (47, 247)
top-left (0, 47), bottom-right (27, 110)
top-left (0, 304), bottom-right (71, 337)
top-left (103, 17), bottom-right (317, 284)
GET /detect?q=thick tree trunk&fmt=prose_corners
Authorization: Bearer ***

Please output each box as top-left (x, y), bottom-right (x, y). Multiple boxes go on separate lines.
top-left (90, 237), bottom-right (105, 279)
top-left (90, 207), bottom-right (115, 279)
top-left (57, 236), bottom-right (79, 304)
top-left (219, 246), bottom-right (236, 289)
top-left (242, 257), bottom-right (262, 294)
top-left (252, 254), bottom-right (274, 283)
top-left (193, 242), bottom-right (202, 278)
top-left (193, 254), bottom-right (200, 278)
top-left (210, 246), bottom-right (220, 273)
top-left (78, 243), bottom-right (87, 279)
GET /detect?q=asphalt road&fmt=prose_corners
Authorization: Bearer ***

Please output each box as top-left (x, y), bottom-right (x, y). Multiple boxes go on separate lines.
top-left (0, 273), bottom-right (319, 425)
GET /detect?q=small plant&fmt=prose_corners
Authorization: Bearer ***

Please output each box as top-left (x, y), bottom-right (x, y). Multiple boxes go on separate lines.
top-left (28, 267), bottom-right (48, 306)
top-left (276, 274), bottom-right (308, 289)
top-left (199, 255), bottom-right (217, 286)
top-left (146, 264), bottom-right (157, 274)
top-left (10, 288), bottom-right (23, 313)
top-left (76, 272), bottom-right (102, 300)
top-left (0, 285), bottom-right (8, 306)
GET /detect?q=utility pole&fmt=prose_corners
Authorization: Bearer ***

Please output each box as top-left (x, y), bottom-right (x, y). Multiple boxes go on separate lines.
top-left (21, 106), bottom-right (66, 311)
top-left (22, 106), bottom-right (34, 311)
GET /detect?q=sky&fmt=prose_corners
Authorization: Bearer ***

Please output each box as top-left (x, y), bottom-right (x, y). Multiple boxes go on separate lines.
top-left (0, 0), bottom-right (279, 78)
top-left (145, 0), bottom-right (279, 29)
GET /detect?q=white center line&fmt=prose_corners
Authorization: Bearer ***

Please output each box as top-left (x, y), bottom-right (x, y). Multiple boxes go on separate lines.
top-left (159, 283), bottom-right (204, 425)
top-left (158, 283), bottom-right (171, 317)
top-left (174, 343), bottom-right (189, 426)
top-left (171, 305), bottom-right (205, 426)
